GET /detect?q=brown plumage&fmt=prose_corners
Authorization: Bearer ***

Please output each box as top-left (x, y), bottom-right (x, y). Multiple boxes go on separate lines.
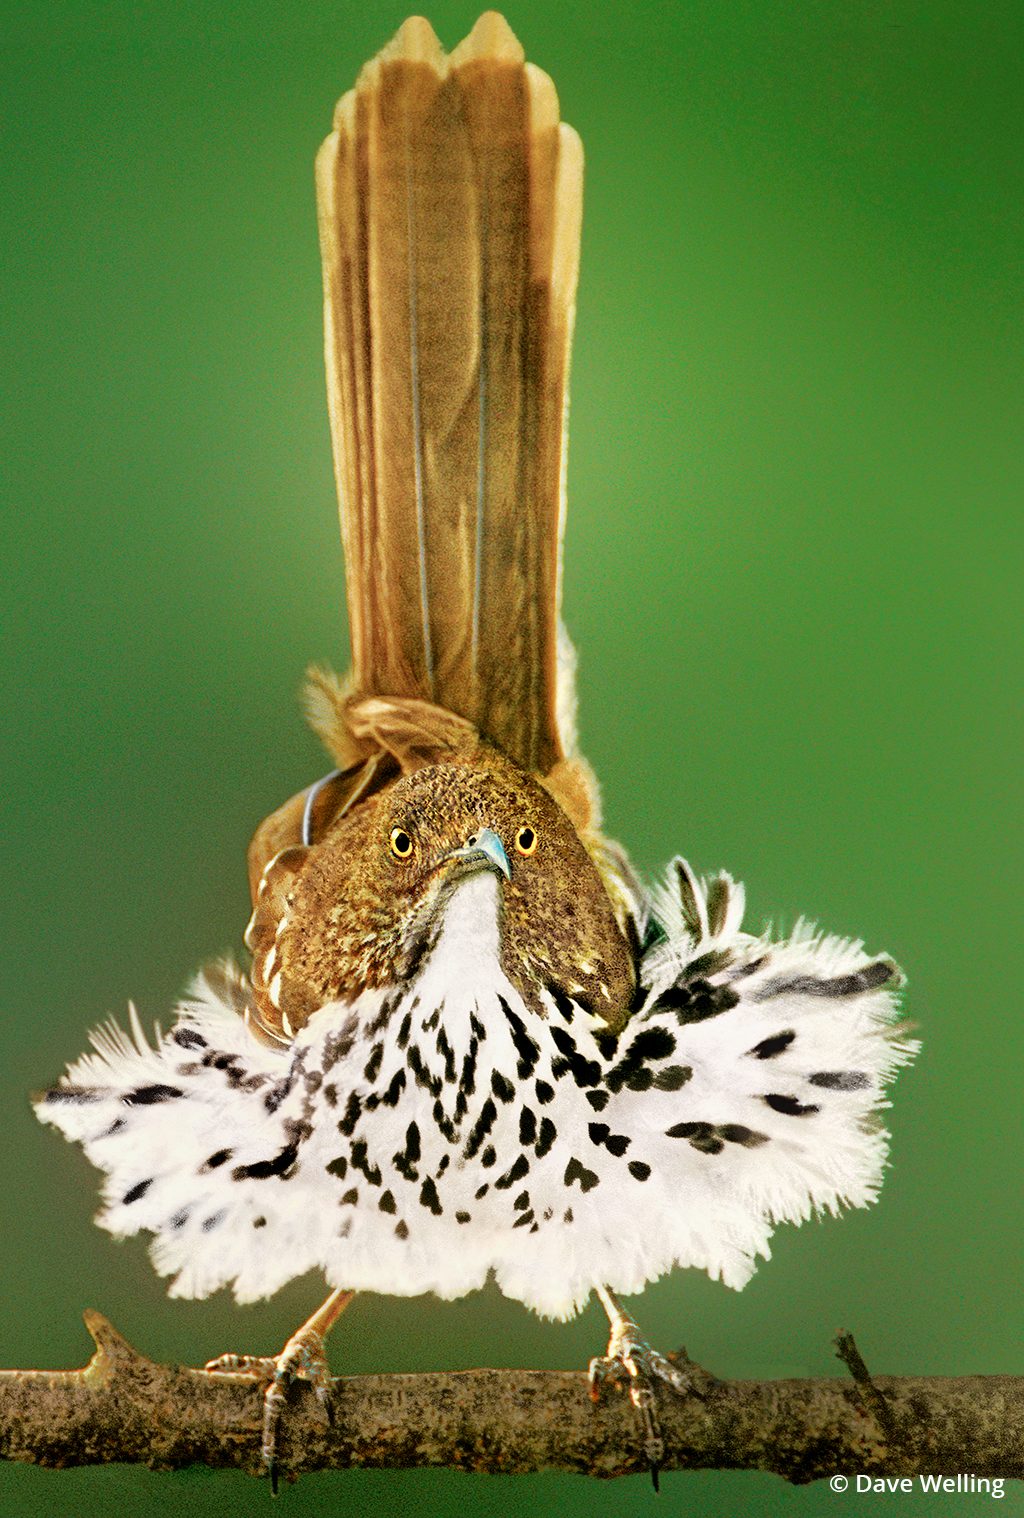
top-left (317, 11), bottom-right (579, 772)
top-left (247, 749), bottom-right (636, 1037)
top-left (34, 19), bottom-right (916, 1489)
top-left (244, 12), bottom-right (641, 1045)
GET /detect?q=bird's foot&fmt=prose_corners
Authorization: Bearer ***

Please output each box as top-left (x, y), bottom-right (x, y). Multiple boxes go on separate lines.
top-left (204, 1287), bottom-right (354, 1493)
top-left (205, 1326), bottom-right (332, 1493)
top-left (589, 1288), bottom-right (721, 1489)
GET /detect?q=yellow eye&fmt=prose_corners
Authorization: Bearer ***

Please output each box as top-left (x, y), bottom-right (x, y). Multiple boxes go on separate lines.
top-left (389, 827), bottom-right (414, 859)
top-left (514, 826), bottom-right (538, 856)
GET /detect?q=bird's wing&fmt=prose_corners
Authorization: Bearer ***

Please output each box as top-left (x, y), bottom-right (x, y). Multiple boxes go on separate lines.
top-left (586, 861), bottom-right (917, 1290)
top-left (32, 964), bottom-right (322, 1303)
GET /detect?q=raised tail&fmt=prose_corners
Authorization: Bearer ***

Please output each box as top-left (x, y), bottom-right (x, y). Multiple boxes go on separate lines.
top-left (315, 12), bottom-right (582, 777)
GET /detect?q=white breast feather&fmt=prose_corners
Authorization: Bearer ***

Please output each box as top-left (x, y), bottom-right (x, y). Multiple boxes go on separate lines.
top-left (35, 863), bottom-right (914, 1319)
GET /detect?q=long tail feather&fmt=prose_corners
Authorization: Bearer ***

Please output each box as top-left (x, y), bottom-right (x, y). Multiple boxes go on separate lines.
top-left (315, 12), bottom-right (582, 776)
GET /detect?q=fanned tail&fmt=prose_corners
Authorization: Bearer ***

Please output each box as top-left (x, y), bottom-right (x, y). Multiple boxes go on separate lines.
top-left (315, 12), bottom-right (582, 776)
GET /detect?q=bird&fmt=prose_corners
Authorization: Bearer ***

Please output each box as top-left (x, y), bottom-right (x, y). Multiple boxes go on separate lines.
top-left (35, 11), bottom-right (916, 1489)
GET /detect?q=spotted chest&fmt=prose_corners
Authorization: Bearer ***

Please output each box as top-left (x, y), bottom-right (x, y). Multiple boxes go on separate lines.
top-left (160, 907), bottom-right (900, 1312)
top-left (289, 972), bottom-right (648, 1256)
top-left (36, 859), bottom-right (910, 1318)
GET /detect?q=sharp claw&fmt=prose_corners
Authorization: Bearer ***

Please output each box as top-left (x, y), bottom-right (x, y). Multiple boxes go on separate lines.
top-left (630, 1383), bottom-right (666, 1468)
top-left (209, 1326), bottom-right (336, 1486)
top-left (262, 1377), bottom-right (288, 1486)
top-left (588, 1355), bottom-right (610, 1400)
top-left (591, 1346), bottom-right (667, 1466)
top-left (205, 1287), bottom-right (353, 1487)
top-left (590, 1291), bottom-right (724, 1481)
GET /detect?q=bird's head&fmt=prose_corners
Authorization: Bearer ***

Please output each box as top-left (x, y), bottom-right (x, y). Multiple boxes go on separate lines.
top-left (246, 755), bottom-right (636, 1038)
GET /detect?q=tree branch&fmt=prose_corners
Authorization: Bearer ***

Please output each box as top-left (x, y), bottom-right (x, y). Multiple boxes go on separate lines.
top-left (1, 1312), bottom-right (1021, 1487)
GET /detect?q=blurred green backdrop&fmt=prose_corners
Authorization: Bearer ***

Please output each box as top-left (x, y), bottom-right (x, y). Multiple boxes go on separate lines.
top-left (3, 0), bottom-right (1022, 1513)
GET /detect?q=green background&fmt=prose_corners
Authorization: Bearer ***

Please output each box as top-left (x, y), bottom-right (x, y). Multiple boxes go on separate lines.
top-left (3, 0), bottom-right (1021, 1513)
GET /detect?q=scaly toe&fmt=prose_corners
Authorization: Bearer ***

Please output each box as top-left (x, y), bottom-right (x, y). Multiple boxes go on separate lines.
top-left (204, 1352), bottom-right (281, 1377)
top-left (590, 1291), bottom-right (728, 1482)
top-left (262, 1378), bottom-right (290, 1493)
top-left (588, 1352), bottom-right (632, 1399)
top-left (202, 1328), bottom-right (334, 1489)
top-left (589, 1343), bottom-right (666, 1468)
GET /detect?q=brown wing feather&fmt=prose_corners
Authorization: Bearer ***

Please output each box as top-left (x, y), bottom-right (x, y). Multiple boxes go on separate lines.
top-left (315, 13), bottom-right (582, 777)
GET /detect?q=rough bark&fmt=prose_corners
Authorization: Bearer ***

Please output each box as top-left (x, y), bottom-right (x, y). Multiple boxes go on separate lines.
top-left (1, 1312), bottom-right (1021, 1489)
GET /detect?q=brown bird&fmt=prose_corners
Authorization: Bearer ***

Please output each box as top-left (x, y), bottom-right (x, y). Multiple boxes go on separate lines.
top-left (243, 8), bottom-right (639, 1052)
top-left (37, 12), bottom-right (914, 1489)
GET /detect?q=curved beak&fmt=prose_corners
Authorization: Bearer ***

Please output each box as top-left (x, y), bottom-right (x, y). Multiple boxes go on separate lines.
top-left (443, 827), bottom-right (511, 881)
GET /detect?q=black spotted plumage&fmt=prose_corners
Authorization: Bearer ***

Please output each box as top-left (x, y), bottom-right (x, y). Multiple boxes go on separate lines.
top-left (36, 857), bottom-right (914, 1315)
top-left (7, 23), bottom-right (935, 1504)
top-left (30, 34), bottom-right (919, 1495)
